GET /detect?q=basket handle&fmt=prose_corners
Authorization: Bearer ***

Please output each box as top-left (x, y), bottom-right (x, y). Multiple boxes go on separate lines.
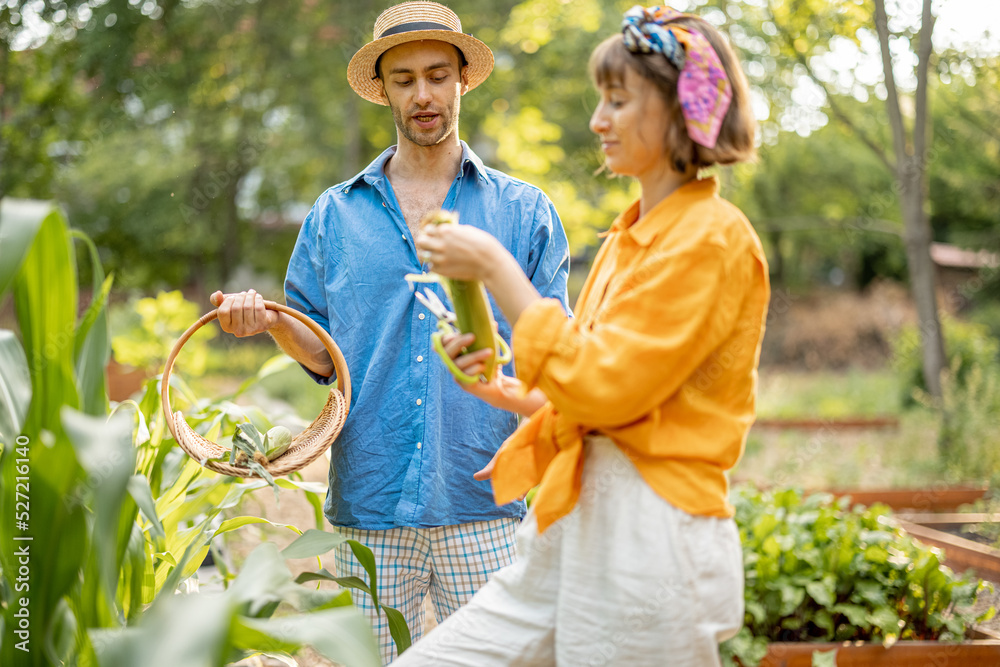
top-left (160, 300), bottom-right (351, 442)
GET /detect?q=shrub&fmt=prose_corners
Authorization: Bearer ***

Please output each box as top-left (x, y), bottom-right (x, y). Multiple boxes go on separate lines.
top-left (891, 316), bottom-right (999, 406)
top-left (110, 290), bottom-right (216, 375)
top-left (919, 359), bottom-right (1000, 482)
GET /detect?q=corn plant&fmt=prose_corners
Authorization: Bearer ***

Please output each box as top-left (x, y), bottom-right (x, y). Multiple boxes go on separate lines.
top-left (0, 200), bottom-right (394, 665)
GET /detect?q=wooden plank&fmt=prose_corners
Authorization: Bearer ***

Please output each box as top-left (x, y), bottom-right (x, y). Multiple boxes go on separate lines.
top-left (760, 641), bottom-right (1000, 666)
top-left (896, 513), bottom-right (1000, 530)
top-left (898, 520), bottom-right (1000, 582)
top-left (753, 416), bottom-right (900, 431)
top-left (826, 487), bottom-right (989, 512)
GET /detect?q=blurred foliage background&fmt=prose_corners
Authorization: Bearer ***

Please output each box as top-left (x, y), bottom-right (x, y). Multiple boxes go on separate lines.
top-left (1, 0), bottom-right (996, 298)
top-left (2, 0), bottom-right (999, 481)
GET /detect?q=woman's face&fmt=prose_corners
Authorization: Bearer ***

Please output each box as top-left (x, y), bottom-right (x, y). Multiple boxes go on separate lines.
top-left (590, 67), bottom-right (672, 180)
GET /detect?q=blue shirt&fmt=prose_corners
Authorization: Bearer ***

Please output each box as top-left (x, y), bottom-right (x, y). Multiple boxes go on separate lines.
top-left (285, 142), bottom-right (571, 529)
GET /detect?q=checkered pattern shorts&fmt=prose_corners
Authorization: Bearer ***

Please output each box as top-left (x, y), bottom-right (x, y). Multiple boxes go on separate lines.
top-left (333, 518), bottom-right (519, 665)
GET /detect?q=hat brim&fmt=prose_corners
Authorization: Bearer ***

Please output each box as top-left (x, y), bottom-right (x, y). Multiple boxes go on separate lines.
top-left (347, 30), bottom-right (494, 105)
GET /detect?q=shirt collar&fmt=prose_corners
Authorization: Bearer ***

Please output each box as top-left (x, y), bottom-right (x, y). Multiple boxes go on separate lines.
top-left (607, 176), bottom-right (720, 247)
top-left (344, 140), bottom-right (488, 189)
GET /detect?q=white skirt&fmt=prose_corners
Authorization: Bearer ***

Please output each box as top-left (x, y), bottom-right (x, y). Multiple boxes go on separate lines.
top-left (392, 435), bottom-right (745, 666)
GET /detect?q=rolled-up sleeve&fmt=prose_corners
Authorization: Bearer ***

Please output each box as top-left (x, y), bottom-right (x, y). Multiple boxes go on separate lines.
top-left (514, 243), bottom-right (740, 428)
top-left (284, 206), bottom-right (336, 385)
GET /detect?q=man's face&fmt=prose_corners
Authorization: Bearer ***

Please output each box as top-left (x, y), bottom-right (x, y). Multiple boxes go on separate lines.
top-left (378, 40), bottom-right (468, 148)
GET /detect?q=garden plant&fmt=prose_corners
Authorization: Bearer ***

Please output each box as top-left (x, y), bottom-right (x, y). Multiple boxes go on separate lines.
top-left (0, 200), bottom-right (406, 666)
top-left (721, 485), bottom-right (996, 666)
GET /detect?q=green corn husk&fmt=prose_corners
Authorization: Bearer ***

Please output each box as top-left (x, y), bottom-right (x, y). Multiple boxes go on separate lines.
top-left (408, 210), bottom-right (511, 383)
top-left (262, 425), bottom-right (292, 461)
top-left (229, 423), bottom-right (292, 465)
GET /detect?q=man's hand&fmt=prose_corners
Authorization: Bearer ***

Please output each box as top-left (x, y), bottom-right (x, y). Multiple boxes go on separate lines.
top-left (210, 289), bottom-right (279, 338)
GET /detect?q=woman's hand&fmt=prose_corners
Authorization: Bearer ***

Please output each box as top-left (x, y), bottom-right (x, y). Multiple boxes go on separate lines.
top-left (415, 223), bottom-right (543, 328)
top-left (415, 223), bottom-right (505, 282)
top-left (440, 331), bottom-right (548, 417)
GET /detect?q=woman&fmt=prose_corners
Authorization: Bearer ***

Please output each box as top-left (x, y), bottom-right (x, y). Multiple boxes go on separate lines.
top-left (398, 5), bottom-right (769, 665)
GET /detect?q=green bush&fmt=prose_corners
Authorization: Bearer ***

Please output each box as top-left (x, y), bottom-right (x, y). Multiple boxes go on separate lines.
top-left (891, 316), bottom-right (1000, 406)
top-left (110, 289), bottom-right (216, 375)
top-left (921, 359), bottom-right (1000, 481)
top-left (721, 485), bottom-right (995, 667)
top-left (970, 301), bottom-right (1000, 343)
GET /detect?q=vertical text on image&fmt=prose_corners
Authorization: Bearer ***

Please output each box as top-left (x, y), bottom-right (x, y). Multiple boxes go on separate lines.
top-left (11, 434), bottom-right (33, 653)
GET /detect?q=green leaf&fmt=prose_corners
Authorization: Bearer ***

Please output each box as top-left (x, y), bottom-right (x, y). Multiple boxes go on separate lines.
top-left (806, 578), bottom-right (835, 607)
top-left (383, 604), bottom-right (413, 654)
top-left (295, 570), bottom-right (373, 597)
top-left (282, 528), bottom-right (348, 560)
top-left (831, 603), bottom-right (870, 629)
top-left (238, 608), bottom-right (381, 667)
top-left (92, 593), bottom-right (236, 667)
top-left (0, 198), bottom-right (49, 299)
top-left (863, 544), bottom-right (889, 564)
top-left (812, 649), bottom-right (837, 667)
top-left (13, 203), bottom-right (80, 433)
top-left (63, 408), bottom-right (136, 613)
top-left (74, 273), bottom-right (113, 416)
top-left (228, 542), bottom-right (296, 617)
top-left (0, 330), bottom-right (30, 443)
top-left (347, 539), bottom-right (381, 611)
top-left (867, 605), bottom-right (900, 633)
top-left (230, 353), bottom-right (296, 398)
top-left (127, 474), bottom-right (166, 544)
top-left (779, 582), bottom-right (806, 615)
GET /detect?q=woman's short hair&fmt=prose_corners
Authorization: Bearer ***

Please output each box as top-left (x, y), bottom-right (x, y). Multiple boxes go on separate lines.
top-left (589, 15), bottom-right (756, 172)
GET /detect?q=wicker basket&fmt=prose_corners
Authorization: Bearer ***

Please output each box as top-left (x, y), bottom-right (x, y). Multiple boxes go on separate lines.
top-left (160, 300), bottom-right (351, 477)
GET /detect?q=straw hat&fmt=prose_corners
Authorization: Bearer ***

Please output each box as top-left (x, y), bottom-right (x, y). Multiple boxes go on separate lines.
top-left (347, 1), bottom-right (494, 105)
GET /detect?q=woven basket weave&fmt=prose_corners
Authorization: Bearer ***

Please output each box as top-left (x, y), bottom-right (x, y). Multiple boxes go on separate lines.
top-left (160, 300), bottom-right (351, 477)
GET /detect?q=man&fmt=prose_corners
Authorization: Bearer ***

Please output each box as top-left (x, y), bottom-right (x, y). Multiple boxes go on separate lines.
top-left (212, 1), bottom-right (570, 661)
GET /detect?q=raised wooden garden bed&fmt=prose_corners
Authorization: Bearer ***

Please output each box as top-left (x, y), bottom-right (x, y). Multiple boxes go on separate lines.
top-left (753, 416), bottom-right (900, 431)
top-left (827, 486), bottom-right (989, 513)
top-left (758, 639), bottom-right (1000, 666)
top-left (895, 519), bottom-right (1000, 583)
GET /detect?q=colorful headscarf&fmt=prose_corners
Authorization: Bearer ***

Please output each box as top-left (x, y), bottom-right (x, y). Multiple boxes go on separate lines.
top-left (621, 5), bottom-right (732, 148)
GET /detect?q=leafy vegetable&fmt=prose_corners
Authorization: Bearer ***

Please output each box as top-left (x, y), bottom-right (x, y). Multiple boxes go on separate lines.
top-left (721, 485), bottom-right (996, 666)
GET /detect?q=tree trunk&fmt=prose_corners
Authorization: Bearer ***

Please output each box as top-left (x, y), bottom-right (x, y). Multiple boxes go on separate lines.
top-left (768, 228), bottom-right (785, 287)
top-left (874, 0), bottom-right (946, 400)
top-left (898, 156), bottom-right (945, 398)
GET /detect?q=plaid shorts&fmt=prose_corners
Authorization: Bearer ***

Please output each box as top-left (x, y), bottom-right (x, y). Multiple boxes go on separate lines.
top-left (333, 518), bottom-right (519, 664)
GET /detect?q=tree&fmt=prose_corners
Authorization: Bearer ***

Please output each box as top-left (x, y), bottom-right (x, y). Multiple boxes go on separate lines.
top-left (726, 0), bottom-right (947, 398)
top-left (873, 0), bottom-right (945, 400)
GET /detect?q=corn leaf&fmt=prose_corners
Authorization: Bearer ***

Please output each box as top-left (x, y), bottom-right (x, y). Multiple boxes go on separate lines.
top-left (237, 608), bottom-right (381, 667)
top-left (70, 229), bottom-right (113, 416)
top-left (64, 408), bottom-right (137, 619)
top-left (14, 204), bottom-right (80, 432)
top-left (0, 198), bottom-right (49, 299)
top-left (0, 330), bottom-right (30, 443)
top-left (383, 604), bottom-right (413, 654)
top-left (126, 474), bottom-right (166, 545)
top-left (281, 528), bottom-right (348, 559)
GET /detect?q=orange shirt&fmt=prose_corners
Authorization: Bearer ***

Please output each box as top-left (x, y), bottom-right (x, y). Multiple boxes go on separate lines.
top-left (491, 177), bottom-right (770, 533)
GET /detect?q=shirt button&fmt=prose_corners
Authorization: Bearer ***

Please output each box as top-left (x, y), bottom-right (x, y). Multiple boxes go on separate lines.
top-left (416, 398), bottom-right (422, 406)
top-left (382, 202), bottom-right (387, 207)
top-left (402, 233), bottom-right (406, 240)
top-left (417, 355), bottom-right (423, 362)
top-left (418, 313), bottom-right (425, 320)
top-left (417, 442), bottom-right (422, 449)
